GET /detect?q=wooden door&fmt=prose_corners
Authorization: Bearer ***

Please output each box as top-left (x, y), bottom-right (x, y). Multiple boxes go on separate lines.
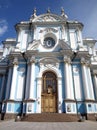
top-left (41, 93), bottom-right (57, 113)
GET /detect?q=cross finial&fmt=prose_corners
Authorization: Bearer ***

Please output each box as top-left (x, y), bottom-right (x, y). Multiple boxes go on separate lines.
top-left (61, 7), bottom-right (68, 19)
top-left (61, 7), bottom-right (65, 16)
top-left (33, 8), bottom-right (36, 15)
top-left (47, 7), bottom-right (51, 13)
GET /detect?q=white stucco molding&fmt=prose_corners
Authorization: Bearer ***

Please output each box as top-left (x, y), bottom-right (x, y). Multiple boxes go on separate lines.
top-left (38, 59), bottom-right (61, 78)
top-left (32, 13), bottom-right (67, 23)
top-left (39, 57), bottom-right (60, 70)
top-left (27, 40), bottom-right (40, 50)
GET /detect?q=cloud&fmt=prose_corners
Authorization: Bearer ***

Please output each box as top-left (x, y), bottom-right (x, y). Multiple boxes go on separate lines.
top-left (0, 20), bottom-right (8, 36)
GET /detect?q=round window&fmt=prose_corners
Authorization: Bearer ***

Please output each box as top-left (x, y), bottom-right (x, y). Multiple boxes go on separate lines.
top-left (43, 37), bottom-right (55, 48)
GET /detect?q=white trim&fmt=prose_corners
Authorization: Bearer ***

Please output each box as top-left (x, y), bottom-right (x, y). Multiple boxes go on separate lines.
top-left (36, 64), bottom-right (62, 113)
top-left (6, 103), bottom-right (14, 113)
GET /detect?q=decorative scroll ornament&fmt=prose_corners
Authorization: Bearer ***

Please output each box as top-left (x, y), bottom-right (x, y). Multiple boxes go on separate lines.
top-left (39, 57), bottom-right (59, 69)
top-left (27, 40), bottom-right (40, 50)
top-left (36, 15), bottom-right (58, 22)
top-left (33, 13), bottom-right (67, 22)
top-left (39, 27), bottom-right (58, 33)
top-left (64, 56), bottom-right (71, 64)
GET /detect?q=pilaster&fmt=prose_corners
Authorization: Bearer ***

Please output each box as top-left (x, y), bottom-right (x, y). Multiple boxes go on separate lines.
top-left (25, 59), bottom-right (31, 99)
top-left (64, 56), bottom-right (74, 100)
top-left (57, 77), bottom-right (62, 113)
top-left (81, 59), bottom-right (90, 100)
top-left (87, 65), bottom-right (94, 100)
top-left (81, 58), bottom-right (95, 114)
top-left (29, 56), bottom-right (36, 100)
top-left (81, 58), bottom-right (94, 100)
top-left (36, 77), bottom-right (42, 113)
top-left (93, 73), bottom-right (97, 99)
top-left (64, 56), bottom-right (76, 113)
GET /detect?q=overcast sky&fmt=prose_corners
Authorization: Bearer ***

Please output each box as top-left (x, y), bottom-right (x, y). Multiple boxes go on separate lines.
top-left (0, 0), bottom-right (97, 45)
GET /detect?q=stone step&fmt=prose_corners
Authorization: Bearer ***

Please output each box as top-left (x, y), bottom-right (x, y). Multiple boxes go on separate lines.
top-left (21, 113), bottom-right (78, 122)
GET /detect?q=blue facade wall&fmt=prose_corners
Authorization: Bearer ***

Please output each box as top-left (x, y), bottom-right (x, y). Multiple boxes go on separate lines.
top-left (14, 103), bottom-right (22, 113)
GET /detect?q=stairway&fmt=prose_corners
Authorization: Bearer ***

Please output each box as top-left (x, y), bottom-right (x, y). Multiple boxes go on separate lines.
top-left (21, 113), bottom-right (78, 122)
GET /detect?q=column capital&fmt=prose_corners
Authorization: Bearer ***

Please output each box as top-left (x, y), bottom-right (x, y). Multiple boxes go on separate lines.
top-left (30, 56), bottom-right (35, 63)
top-left (92, 70), bottom-right (97, 76)
top-left (86, 61), bottom-right (91, 67)
top-left (13, 57), bottom-right (18, 65)
top-left (27, 59), bottom-right (31, 65)
top-left (81, 57), bottom-right (86, 65)
top-left (64, 56), bottom-right (71, 64)
top-left (81, 58), bottom-right (90, 66)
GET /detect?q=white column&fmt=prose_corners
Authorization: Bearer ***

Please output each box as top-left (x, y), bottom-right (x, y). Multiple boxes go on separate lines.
top-left (29, 58), bottom-right (35, 99)
top-left (58, 77), bottom-right (62, 113)
top-left (5, 67), bottom-right (13, 100)
top-left (25, 62), bottom-right (31, 99)
top-left (68, 63), bottom-right (74, 99)
top-left (93, 74), bottom-right (97, 99)
top-left (64, 62), bottom-right (70, 99)
top-left (87, 66), bottom-right (94, 100)
top-left (81, 61), bottom-right (90, 99)
top-left (36, 77), bottom-right (42, 113)
top-left (64, 57), bottom-right (74, 100)
top-left (16, 71), bottom-right (25, 100)
top-left (0, 75), bottom-right (5, 101)
top-left (10, 58), bottom-right (18, 100)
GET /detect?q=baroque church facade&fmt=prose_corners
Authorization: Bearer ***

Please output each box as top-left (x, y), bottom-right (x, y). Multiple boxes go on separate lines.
top-left (0, 9), bottom-right (97, 117)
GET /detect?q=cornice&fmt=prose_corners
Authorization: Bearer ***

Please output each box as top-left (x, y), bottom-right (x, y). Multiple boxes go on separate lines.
top-left (60, 49), bottom-right (73, 57)
top-left (67, 20), bottom-right (84, 30)
top-left (75, 51), bottom-right (91, 60)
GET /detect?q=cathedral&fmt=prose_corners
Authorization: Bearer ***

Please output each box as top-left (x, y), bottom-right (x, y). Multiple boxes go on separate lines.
top-left (0, 8), bottom-right (97, 119)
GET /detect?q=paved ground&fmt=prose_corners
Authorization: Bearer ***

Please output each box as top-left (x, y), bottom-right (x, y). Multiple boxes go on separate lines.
top-left (0, 120), bottom-right (97, 130)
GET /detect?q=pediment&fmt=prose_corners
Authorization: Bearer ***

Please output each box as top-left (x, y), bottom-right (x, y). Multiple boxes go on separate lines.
top-left (59, 39), bottom-right (71, 50)
top-left (27, 40), bottom-right (40, 50)
top-left (54, 39), bottom-right (71, 51)
top-left (32, 13), bottom-right (67, 23)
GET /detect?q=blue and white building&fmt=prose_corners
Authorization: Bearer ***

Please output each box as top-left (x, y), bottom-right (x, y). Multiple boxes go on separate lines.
top-left (0, 9), bottom-right (97, 117)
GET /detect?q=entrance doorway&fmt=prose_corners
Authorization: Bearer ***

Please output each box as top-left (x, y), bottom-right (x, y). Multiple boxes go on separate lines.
top-left (41, 71), bottom-right (57, 113)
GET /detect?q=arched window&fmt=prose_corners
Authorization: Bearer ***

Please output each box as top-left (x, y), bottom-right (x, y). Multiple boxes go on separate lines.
top-left (42, 71), bottom-right (57, 93)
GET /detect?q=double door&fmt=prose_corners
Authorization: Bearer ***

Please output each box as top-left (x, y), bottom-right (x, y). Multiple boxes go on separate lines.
top-left (41, 93), bottom-right (57, 113)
